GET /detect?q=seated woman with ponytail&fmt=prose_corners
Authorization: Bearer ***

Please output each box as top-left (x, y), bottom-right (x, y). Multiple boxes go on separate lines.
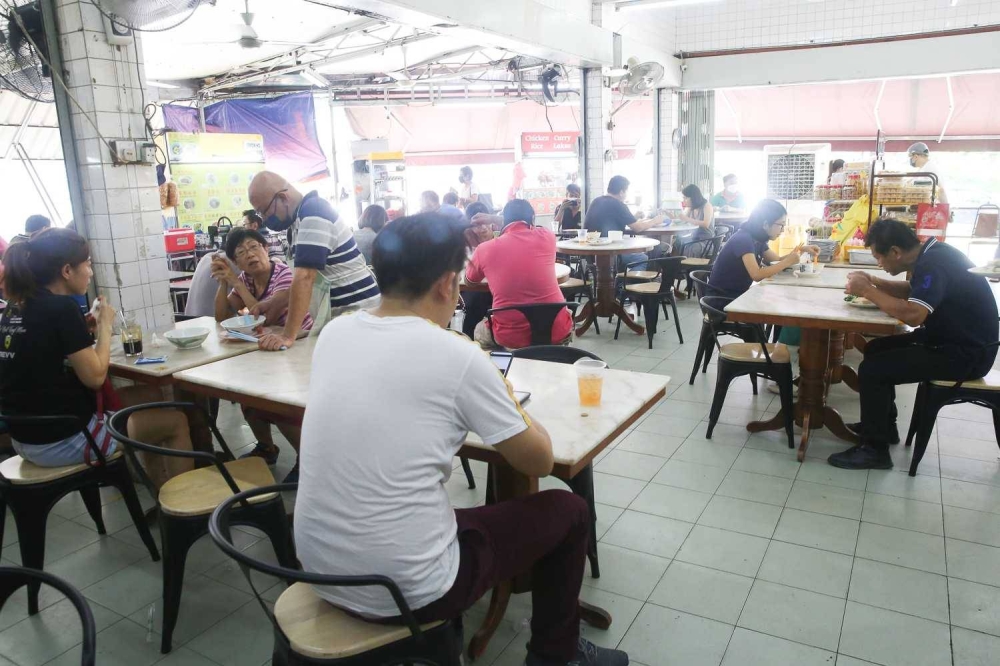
top-left (0, 228), bottom-right (194, 487)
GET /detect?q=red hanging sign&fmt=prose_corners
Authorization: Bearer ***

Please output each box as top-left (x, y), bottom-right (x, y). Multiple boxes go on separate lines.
top-left (521, 132), bottom-right (580, 154)
top-left (916, 203), bottom-right (950, 242)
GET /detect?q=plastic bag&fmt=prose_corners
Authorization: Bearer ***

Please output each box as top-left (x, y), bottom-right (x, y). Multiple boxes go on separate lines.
top-left (829, 195), bottom-right (871, 243)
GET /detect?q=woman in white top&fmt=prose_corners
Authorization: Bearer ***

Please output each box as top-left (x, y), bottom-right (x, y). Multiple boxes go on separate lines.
top-left (458, 166), bottom-right (479, 208)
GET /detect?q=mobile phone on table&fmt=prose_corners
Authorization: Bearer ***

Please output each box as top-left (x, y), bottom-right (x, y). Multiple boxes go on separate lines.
top-left (490, 351), bottom-right (514, 377)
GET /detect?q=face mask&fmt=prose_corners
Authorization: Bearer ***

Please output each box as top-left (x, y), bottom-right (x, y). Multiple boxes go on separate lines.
top-left (909, 157), bottom-right (919, 168)
top-left (725, 185), bottom-right (738, 194)
top-left (264, 199), bottom-right (294, 232)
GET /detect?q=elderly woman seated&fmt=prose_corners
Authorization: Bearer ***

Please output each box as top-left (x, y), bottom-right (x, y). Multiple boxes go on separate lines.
top-left (212, 227), bottom-right (312, 481)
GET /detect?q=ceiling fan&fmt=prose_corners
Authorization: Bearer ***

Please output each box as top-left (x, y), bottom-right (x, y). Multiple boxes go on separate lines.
top-left (177, 0), bottom-right (312, 49)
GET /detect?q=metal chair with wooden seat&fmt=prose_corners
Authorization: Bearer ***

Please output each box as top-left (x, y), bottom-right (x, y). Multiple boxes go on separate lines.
top-left (0, 414), bottom-right (160, 615)
top-left (701, 297), bottom-right (795, 448)
top-left (107, 402), bottom-right (296, 654)
top-left (614, 257), bottom-right (685, 349)
top-left (903, 346), bottom-right (1000, 476)
top-left (0, 566), bottom-right (97, 665)
top-left (678, 231), bottom-right (727, 297)
top-left (486, 302), bottom-right (579, 348)
top-left (209, 484), bottom-right (464, 666)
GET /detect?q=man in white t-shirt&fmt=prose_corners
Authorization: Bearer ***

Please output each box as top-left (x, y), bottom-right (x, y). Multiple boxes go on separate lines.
top-left (907, 142), bottom-right (947, 204)
top-left (459, 165), bottom-right (480, 208)
top-left (295, 213), bottom-right (629, 666)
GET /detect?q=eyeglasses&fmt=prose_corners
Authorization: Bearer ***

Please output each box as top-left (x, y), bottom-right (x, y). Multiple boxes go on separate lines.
top-left (255, 188), bottom-right (288, 218)
top-left (234, 242), bottom-right (264, 260)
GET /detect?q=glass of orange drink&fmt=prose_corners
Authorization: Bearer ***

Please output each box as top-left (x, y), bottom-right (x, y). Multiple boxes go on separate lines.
top-left (574, 358), bottom-right (608, 407)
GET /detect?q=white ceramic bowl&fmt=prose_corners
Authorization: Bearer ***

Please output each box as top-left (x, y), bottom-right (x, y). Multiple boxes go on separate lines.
top-left (163, 327), bottom-right (210, 349)
top-left (607, 231), bottom-right (624, 241)
top-left (220, 315), bottom-right (266, 334)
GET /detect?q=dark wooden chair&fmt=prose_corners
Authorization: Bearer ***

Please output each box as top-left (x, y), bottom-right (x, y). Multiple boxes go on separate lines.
top-left (687, 271), bottom-right (761, 394)
top-left (614, 257), bottom-right (685, 349)
top-left (0, 414), bottom-right (159, 614)
top-left (678, 231), bottom-right (728, 298)
top-left (0, 567), bottom-right (97, 665)
top-left (209, 483), bottom-right (464, 666)
top-left (107, 402), bottom-right (296, 654)
top-left (700, 297), bottom-right (795, 448)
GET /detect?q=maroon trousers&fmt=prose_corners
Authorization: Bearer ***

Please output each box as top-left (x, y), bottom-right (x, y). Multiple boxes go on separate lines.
top-left (404, 489), bottom-right (590, 663)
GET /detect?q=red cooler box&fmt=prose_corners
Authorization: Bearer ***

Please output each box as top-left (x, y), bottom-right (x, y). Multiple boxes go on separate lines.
top-left (164, 228), bottom-right (195, 253)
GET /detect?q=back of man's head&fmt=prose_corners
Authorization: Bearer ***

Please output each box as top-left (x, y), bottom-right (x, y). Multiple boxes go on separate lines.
top-left (442, 192), bottom-right (459, 206)
top-left (503, 199), bottom-right (535, 227)
top-left (608, 176), bottom-right (629, 196)
top-left (25, 215), bottom-right (51, 235)
top-left (865, 217), bottom-right (920, 255)
top-left (421, 190), bottom-right (440, 207)
top-left (372, 213), bottom-right (467, 299)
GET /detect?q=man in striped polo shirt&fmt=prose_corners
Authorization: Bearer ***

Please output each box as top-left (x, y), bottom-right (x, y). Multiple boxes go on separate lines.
top-left (249, 171), bottom-right (380, 351)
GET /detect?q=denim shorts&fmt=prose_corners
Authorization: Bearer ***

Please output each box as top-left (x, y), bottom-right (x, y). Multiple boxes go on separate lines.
top-left (12, 415), bottom-right (117, 467)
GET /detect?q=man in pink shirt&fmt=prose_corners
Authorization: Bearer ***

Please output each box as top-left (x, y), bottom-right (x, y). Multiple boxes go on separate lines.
top-left (466, 200), bottom-right (573, 349)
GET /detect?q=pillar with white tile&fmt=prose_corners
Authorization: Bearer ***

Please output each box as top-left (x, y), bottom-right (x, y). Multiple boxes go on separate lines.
top-left (582, 68), bottom-right (611, 204)
top-left (54, 0), bottom-right (171, 331)
top-left (655, 88), bottom-right (679, 207)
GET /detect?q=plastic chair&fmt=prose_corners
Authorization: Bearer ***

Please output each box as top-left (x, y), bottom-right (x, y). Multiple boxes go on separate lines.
top-left (687, 271), bottom-right (761, 394)
top-left (209, 484), bottom-right (463, 666)
top-left (903, 342), bottom-right (1000, 476)
top-left (0, 566), bottom-right (96, 665)
top-left (502, 346), bottom-right (604, 578)
top-left (0, 414), bottom-right (160, 614)
top-left (700, 297), bottom-right (795, 449)
top-left (107, 402), bottom-right (296, 654)
top-left (486, 302), bottom-right (579, 348)
top-left (614, 257), bottom-right (685, 349)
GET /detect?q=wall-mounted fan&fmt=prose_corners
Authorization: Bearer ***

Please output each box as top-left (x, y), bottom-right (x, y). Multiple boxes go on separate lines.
top-left (616, 57), bottom-right (664, 96)
top-left (0, 0), bottom-right (52, 102)
top-left (91, 0), bottom-right (203, 32)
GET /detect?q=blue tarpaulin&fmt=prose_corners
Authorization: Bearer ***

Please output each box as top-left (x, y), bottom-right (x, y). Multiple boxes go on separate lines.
top-left (162, 93), bottom-right (329, 183)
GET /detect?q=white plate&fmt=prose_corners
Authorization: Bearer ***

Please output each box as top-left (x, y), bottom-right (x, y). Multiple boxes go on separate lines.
top-left (969, 265), bottom-right (1000, 278)
top-left (794, 271), bottom-right (822, 278)
top-left (220, 314), bottom-right (266, 334)
top-left (586, 238), bottom-right (614, 246)
top-left (845, 298), bottom-right (879, 309)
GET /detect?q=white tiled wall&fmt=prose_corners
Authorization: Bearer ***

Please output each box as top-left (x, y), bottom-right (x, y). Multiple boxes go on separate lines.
top-left (664, 0), bottom-right (1000, 53)
top-left (56, 0), bottom-right (170, 330)
top-left (583, 68), bottom-right (612, 202)
top-left (657, 89), bottom-right (678, 206)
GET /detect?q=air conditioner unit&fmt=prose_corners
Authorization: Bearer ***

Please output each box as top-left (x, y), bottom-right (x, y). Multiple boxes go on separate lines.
top-left (763, 143), bottom-right (831, 202)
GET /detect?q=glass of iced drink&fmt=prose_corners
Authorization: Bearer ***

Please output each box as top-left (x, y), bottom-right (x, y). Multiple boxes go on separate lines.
top-left (574, 358), bottom-right (608, 407)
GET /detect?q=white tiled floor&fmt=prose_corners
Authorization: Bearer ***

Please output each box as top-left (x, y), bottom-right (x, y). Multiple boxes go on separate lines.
top-left (4, 298), bottom-right (1000, 665)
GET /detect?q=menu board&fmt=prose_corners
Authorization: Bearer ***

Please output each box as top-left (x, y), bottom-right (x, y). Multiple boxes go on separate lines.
top-left (165, 132), bottom-right (265, 231)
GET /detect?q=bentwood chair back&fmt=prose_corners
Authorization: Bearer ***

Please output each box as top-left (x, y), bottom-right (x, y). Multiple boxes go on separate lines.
top-left (209, 484), bottom-right (463, 666)
top-left (700, 297), bottom-right (796, 449)
top-left (0, 567), bottom-right (96, 665)
top-left (486, 302), bottom-right (580, 348)
top-left (107, 402), bottom-right (296, 654)
top-left (0, 414), bottom-right (159, 614)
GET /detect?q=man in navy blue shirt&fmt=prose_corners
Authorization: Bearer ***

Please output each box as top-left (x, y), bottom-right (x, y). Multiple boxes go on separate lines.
top-left (830, 219), bottom-right (999, 470)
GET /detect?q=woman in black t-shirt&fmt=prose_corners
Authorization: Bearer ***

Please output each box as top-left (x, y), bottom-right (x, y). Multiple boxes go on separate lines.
top-left (0, 229), bottom-right (193, 487)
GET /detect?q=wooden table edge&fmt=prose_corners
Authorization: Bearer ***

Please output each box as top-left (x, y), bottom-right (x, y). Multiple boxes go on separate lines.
top-left (724, 310), bottom-right (901, 336)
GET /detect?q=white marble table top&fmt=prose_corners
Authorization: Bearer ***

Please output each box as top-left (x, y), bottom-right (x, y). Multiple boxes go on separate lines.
top-left (762, 266), bottom-right (906, 290)
top-left (174, 352), bottom-right (668, 474)
top-left (725, 284), bottom-right (902, 334)
top-left (556, 237), bottom-right (659, 255)
top-left (109, 316), bottom-right (260, 381)
top-left (641, 222), bottom-right (700, 235)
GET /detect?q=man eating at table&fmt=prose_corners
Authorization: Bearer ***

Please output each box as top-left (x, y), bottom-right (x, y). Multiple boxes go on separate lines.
top-left (248, 171), bottom-right (380, 351)
top-left (466, 199), bottom-right (573, 349)
top-left (829, 218), bottom-right (999, 470)
top-left (295, 213), bottom-right (629, 666)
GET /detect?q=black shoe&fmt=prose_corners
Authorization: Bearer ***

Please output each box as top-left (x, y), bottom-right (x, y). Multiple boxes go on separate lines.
top-left (846, 422), bottom-right (900, 445)
top-left (828, 444), bottom-right (893, 470)
top-left (524, 638), bottom-right (629, 666)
